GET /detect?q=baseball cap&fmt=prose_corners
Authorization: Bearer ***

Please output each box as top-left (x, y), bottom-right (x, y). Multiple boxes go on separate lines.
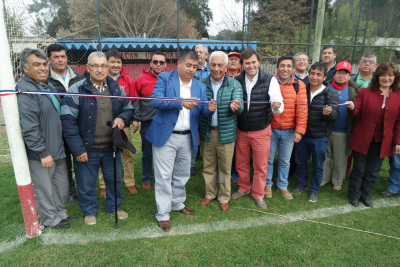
top-left (335, 61), bottom-right (352, 73)
top-left (228, 52), bottom-right (241, 58)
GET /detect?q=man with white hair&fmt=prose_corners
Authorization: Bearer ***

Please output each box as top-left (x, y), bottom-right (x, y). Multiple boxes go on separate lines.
top-left (61, 51), bottom-right (135, 226)
top-left (195, 44), bottom-right (210, 80)
top-left (198, 51), bottom-right (244, 211)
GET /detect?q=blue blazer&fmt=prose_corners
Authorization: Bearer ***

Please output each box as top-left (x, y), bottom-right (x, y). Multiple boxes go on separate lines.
top-left (145, 70), bottom-right (213, 153)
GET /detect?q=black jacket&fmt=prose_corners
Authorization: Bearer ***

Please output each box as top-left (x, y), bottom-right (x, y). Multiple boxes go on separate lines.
top-left (235, 68), bottom-right (274, 132)
top-left (47, 65), bottom-right (84, 99)
top-left (304, 81), bottom-right (340, 138)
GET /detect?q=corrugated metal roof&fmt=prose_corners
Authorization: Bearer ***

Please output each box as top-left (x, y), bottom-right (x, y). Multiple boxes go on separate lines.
top-left (57, 38), bottom-right (257, 51)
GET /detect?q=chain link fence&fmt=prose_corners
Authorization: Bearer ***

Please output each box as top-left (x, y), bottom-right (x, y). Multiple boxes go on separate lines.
top-left (1, 0), bottom-right (400, 159)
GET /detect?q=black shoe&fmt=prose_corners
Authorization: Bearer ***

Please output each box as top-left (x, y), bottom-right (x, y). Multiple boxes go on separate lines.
top-left (291, 185), bottom-right (307, 194)
top-left (51, 221), bottom-right (71, 229)
top-left (61, 216), bottom-right (78, 223)
top-left (190, 167), bottom-right (197, 176)
top-left (349, 199), bottom-right (359, 207)
top-left (68, 196), bottom-right (79, 206)
top-left (361, 199), bottom-right (373, 208)
top-left (381, 190), bottom-right (396, 197)
top-left (382, 178), bottom-right (390, 182)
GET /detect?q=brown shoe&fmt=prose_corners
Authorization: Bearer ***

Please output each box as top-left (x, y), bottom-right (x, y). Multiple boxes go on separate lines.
top-left (127, 186), bottom-right (138, 195)
top-left (100, 188), bottom-right (106, 198)
top-left (179, 207), bottom-right (196, 215)
top-left (277, 188), bottom-right (293, 200)
top-left (220, 203), bottom-right (229, 211)
top-left (264, 186), bottom-right (272, 198)
top-left (201, 198), bottom-right (212, 206)
top-left (158, 220), bottom-right (170, 231)
top-left (142, 183), bottom-right (152, 191)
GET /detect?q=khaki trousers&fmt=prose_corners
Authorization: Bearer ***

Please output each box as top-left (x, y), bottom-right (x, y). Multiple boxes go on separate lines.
top-left (99, 127), bottom-right (135, 188)
top-left (201, 128), bottom-right (235, 203)
top-left (322, 132), bottom-right (349, 186)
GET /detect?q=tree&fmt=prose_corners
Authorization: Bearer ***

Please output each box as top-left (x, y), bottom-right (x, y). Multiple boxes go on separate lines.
top-left (56, 0), bottom-right (198, 39)
top-left (179, 0), bottom-right (213, 38)
top-left (333, 0), bottom-right (400, 38)
top-left (27, 0), bottom-right (72, 37)
top-left (250, 0), bottom-right (311, 56)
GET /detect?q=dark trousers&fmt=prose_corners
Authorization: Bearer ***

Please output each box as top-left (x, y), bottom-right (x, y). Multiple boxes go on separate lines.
top-left (141, 120), bottom-right (153, 184)
top-left (294, 136), bottom-right (330, 192)
top-left (348, 141), bottom-right (384, 201)
top-left (64, 139), bottom-right (77, 198)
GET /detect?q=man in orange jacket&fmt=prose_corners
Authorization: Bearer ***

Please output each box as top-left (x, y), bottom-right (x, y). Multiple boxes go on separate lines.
top-left (265, 56), bottom-right (308, 200)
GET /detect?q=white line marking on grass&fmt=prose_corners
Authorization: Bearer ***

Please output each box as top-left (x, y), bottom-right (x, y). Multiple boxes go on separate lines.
top-left (1, 197), bottom-right (400, 253)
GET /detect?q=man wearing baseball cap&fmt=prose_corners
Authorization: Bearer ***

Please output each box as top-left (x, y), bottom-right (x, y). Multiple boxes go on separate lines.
top-left (227, 52), bottom-right (241, 78)
top-left (321, 61), bottom-right (362, 191)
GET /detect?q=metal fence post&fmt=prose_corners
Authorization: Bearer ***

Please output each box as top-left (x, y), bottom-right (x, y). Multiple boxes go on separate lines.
top-left (307, 0), bottom-right (315, 57)
top-left (177, 0), bottom-right (180, 56)
top-left (95, 0), bottom-right (102, 52)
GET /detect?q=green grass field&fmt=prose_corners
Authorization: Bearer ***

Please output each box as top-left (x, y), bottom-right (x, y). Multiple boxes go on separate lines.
top-left (1, 130), bottom-right (400, 266)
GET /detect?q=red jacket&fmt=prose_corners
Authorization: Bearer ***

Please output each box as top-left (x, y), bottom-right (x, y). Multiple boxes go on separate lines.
top-left (133, 68), bottom-right (168, 122)
top-left (348, 88), bottom-right (400, 158)
top-left (117, 67), bottom-right (136, 97)
top-left (135, 68), bottom-right (158, 97)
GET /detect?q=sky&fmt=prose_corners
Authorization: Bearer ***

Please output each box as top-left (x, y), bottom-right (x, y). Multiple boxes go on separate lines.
top-left (207, 0), bottom-right (252, 36)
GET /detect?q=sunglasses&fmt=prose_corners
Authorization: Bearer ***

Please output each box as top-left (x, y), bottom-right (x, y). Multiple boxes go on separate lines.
top-left (152, 60), bottom-right (166, 65)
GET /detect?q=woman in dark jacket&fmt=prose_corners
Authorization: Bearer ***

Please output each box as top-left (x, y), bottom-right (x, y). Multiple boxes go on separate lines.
top-left (345, 62), bottom-right (400, 208)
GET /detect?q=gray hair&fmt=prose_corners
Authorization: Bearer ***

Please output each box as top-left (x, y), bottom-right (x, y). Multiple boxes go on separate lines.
top-left (195, 44), bottom-right (209, 55)
top-left (209, 51), bottom-right (228, 65)
top-left (87, 51), bottom-right (107, 64)
top-left (20, 48), bottom-right (47, 72)
top-left (293, 52), bottom-right (308, 61)
top-left (360, 52), bottom-right (377, 63)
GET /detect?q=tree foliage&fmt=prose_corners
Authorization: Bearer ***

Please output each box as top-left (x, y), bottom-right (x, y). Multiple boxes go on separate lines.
top-left (55, 0), bottom-right (198, 39)
top-left (179, 0), bottom-right (213, 38)
top-left (28, 0), bottom-right (72, 37)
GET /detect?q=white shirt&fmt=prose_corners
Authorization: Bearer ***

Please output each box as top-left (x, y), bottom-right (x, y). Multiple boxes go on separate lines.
top-left (310, 85), bottom-right (326, 103)
top-left (174, 78), bottom-right (192, 131)
top-left (211, 78), bottom-right (223, 126)
top-left (245, 73), bottom-right (284, 114)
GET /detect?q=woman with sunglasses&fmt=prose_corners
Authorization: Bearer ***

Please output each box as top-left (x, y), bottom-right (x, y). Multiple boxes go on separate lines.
top-left (345, 62), bottom-right (400, 208)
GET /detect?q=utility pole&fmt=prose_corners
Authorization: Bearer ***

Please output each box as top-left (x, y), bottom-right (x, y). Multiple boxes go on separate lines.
top-left (312, 0), bottom-right (326, 63)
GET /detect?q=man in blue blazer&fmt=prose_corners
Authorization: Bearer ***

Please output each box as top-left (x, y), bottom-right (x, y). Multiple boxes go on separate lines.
top-left (146, 50), bottom-right (217, 231)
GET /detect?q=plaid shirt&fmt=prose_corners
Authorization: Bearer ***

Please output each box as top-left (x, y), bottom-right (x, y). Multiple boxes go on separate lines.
top-left (90, 78), bottom-right (108, 92)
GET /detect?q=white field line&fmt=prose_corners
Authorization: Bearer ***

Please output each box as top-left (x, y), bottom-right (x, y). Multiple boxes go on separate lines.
top-left (1, 197), bottom-right (400, 253)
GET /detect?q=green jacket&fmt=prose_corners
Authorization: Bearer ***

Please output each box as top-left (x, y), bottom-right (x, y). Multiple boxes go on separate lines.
top-left (199, 74), bottom-right (244, 144)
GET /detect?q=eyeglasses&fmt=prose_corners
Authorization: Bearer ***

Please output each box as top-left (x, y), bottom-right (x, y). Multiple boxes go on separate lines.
top-left (88, 64), bottom-right (108, 69)
top-left (360, 60), bottom-right (375, 64)
top-left (151, 60), bottom-right (166, 65)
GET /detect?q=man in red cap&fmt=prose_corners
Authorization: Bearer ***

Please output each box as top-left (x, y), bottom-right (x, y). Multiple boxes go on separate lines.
top-left (321, 61), bottom-right (362, 191)
top-left (227, 52), bottom-right (241, 78)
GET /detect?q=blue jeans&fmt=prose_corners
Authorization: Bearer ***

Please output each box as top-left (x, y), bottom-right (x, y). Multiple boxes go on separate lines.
top-left (388, 153), bottom-right (400, 194)
top-left (266, 128), bottom-right (295, 190)
top-left (74, 148), bottom-right (123, 216)
top-left (141, 121), bottom-right (153, 184)
top-left (294, 136), bottom-right (330, 193)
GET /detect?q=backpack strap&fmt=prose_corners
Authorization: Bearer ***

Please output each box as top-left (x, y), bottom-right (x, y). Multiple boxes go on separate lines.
top-left (293, 77), bottom-right (299, 94)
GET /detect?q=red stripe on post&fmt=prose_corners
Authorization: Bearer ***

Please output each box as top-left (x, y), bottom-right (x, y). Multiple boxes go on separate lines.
top-left (17, 184), bottom-right (41, 238)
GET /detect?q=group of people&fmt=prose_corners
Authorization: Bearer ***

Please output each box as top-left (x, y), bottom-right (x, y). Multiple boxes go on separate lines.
top-left (16, 43), bottom-right (400, 232)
